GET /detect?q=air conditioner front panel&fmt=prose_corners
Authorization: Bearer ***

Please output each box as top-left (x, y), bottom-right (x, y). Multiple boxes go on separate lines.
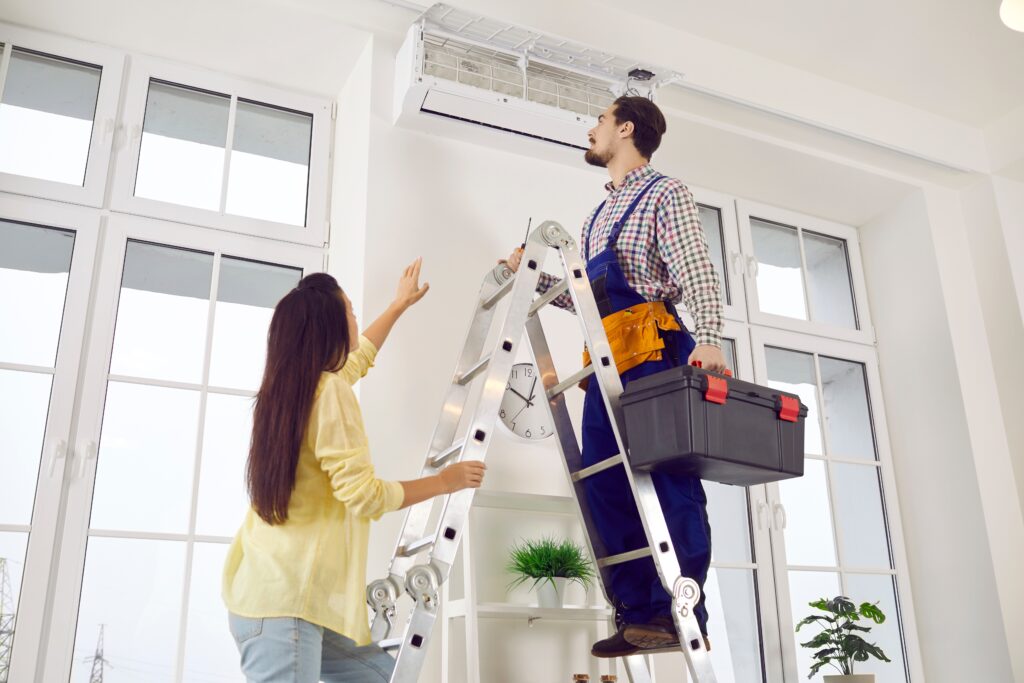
top-left (419, 87), bottom-right (590, 150)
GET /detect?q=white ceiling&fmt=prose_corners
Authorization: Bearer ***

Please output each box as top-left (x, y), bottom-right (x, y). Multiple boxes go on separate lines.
top-left (600, 0), bottom-right (1024, 127)
top-left (4, 0), bottom-right (1022, 129)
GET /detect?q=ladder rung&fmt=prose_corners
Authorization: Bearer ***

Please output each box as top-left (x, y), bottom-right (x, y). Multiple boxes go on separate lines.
top-left (547, 364), bottom-right (595, 399)
top-left (482, 276), bottom-right (515, 309)
top-left (529, 280), bottom-right (569, 316)
top-left (430, 440), bottom-right (465, 468)
top-left (457, 354), bottom-right (491, 385)
top-left (597, 546), bottom-right (653, 568)
top-left (398, 536), bottom-right (435, 557)
top-left (379, 637), bottom-right (402, 650)
top-left (570, 454), bottom-right (624, 482)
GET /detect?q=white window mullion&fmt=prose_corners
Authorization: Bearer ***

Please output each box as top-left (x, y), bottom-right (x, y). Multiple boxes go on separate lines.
top-left (174, 251), bottom-right (222, 682)
top-left (0, 41), bottom-right (13, 98)
top-left (218, 98), bottom-right (238, 215)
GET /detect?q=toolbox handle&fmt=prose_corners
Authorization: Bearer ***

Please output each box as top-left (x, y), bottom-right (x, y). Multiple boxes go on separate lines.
top-left (776, 395), bottom-right (800, 422)
top-left (702, 375), bottom-right (728, 404)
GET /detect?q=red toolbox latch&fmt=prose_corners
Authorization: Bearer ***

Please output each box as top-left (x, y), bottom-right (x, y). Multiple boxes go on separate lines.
top-left (777, 395), bottom-right (799, 422)
top-left (703, 375), bottom-right (728, 404)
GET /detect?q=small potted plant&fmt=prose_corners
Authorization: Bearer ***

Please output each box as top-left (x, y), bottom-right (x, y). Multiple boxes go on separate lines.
top-left (506, 537), bottom-right (595, 608)
top-left (796, 596), bottom-right (891, 682)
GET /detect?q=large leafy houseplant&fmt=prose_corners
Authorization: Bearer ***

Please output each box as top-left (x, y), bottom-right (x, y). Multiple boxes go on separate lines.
top-left (506, 537), bottom-right (595, 592)
top-left (796, 596), bottom-right (891, 679)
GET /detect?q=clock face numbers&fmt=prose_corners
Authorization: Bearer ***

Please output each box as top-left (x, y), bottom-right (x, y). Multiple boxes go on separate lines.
top-left (499, 362), bottom-right (553, 440)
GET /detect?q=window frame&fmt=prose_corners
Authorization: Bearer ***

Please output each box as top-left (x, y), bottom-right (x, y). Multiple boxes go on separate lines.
top-left (736, 199), bottom-right (875, 345)
top-left (1, 194), bottom-right (101, 682)
top-left (40, 213), bottom-right (324, 682)
top-left (689, 184), bottom-right (749, 324)
top-left (109, 55), bottom-right (332, 247)
top-left (749, 325), bottom-right (925, 683)
top-left (0, 23), bottom-right (124, 208)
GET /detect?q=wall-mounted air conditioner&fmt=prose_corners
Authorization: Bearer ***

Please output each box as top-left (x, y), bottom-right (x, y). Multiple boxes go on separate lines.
top-left (393, 4), bottom-right (680, 154)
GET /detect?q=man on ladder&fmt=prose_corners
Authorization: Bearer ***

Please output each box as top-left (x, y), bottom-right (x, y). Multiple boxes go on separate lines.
top-left (504, 95), bottom-right (727, 659)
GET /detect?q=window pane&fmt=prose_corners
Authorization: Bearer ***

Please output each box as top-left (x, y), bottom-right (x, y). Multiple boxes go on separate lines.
top-left (765, 347), bottom-right (822, 454)
top-left (183, 543), bottom-right (242, 682)
top-left (704, 568), bottom-right (764, 682)
top-left (208, 257), bottom-right (301, 391)
top-left (90, 382), bottom-right (199, 534)
top-left (0, 49), bottom-right (100, 185)
top-left (0, 531), bottom-right (29, 654)
top-left (0, 370), bottom-right (52, 525)
top-left (225, 100), bottom-right (312, 226)
top-left (804, 231), bottom-right (857, 329)
top-left (135, 81), bottom-right (229, 211)
top-left (71, 538), bottom-right (185, 683)
top-left (845, 574), bottom-right (908, 682)
top-left (109, 242), bottom-right (213, 383)
top-left (706, 481), bottom-right (751, 564)
top-left (750, 218), bottom-right (806, 320)
top-left (721, 338), bottom-right (737, 377)
top-left (778, 459), bottom-right (836, 566)
top-left (195, 393), bottom-right (253, 537)
top-left (820, 357), bottom-right (876, 460)
top-left (699, 205), bottom-right (730, 306)
top-left (833, 463), bottom-right (891, 568)
top-left (788, 570), bottom-right (841, 682)
top-left (0, 220), bottom-right (75, 367)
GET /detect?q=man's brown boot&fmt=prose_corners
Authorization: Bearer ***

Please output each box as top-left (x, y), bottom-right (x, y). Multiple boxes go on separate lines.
top-left (590, 626), bottom-right (641, 658)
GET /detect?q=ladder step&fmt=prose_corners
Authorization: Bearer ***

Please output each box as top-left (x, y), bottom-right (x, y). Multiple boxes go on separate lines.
top-left (379, 637), bottom-right (402, 650)
top-left (482, 276), bottom-right (515, 310)
top-left (547, 364), bottom-right (595, 399)
top-left (398, 536), bottom-right (435, 557)
top-left (597, 546), bottom-right (653, 568)
top-left (457, 354), bottom-right (491, 385)
top-left (529, 280), bottom-right (569, 316)
top-left (570, 454), bottom-right (625, 482)
top-left (430, 440), bottom-right (465, 468)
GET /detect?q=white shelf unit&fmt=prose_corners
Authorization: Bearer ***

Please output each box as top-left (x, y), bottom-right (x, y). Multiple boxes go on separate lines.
top-left (442, 487), bottom-right (629, 683)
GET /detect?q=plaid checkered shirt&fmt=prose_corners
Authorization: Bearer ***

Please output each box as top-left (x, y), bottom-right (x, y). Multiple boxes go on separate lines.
top-left (536, 163), bottom-right (724, 348)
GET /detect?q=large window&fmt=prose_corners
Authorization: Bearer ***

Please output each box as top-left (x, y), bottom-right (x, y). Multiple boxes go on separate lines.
top-left (0, 27), bottom-right (123, 206)
top-left (111, 57), bottom-right (331, 246)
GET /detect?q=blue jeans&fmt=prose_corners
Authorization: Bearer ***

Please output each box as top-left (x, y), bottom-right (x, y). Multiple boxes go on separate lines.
top-left (228, 613), bottom-right (395, 682)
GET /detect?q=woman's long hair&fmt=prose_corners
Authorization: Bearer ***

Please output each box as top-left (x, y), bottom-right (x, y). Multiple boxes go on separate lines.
top-left (247, 272), bottom-right (351, 524)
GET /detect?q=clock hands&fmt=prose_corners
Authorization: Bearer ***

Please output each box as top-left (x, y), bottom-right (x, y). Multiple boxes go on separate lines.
top-left (526, 375), bottom-right (539, 403)
top-left (509, 386), bottom-right (534, 406)
top-left (509, 402), bottom-right (530, 423)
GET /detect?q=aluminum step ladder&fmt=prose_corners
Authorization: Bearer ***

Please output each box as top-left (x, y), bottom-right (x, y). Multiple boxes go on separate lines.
top-left (366, 220), bottom-right (718, 683)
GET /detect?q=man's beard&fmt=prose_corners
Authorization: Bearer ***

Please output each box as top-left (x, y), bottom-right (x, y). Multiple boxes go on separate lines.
top-left (584, 146), bottom-right (610, 167)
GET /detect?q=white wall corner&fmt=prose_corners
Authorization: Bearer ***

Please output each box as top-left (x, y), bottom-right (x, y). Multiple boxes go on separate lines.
top-left (327, 33), bottom-right (375, 318)
top-left (922, 186), bottom-right (1024, 682)
top-left (985, 104), bottom-right (1024, 181)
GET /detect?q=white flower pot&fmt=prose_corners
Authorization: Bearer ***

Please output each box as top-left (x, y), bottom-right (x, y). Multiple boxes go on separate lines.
top-left (823, 675), bottom-right (874, 683)
top-left (536, 577), bottom-right (568, 608)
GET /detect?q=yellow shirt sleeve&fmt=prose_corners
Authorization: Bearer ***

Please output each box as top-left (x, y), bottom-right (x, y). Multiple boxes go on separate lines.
top-left (312, 374), bottom-right (404, 519)
top-left (336, 335), bottom-right (378, 386)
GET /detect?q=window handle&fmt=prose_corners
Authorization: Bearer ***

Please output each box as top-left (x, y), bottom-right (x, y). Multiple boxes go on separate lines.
top-left (746, 255), bottom-right (760, 278)
top-left (77, 441), bottom-right (98, 480)
top-left (47, 439), bottom-right (69, 477)
top-left (755, 500), bottom-right (769, 531)
top-left (730, 250), bottom-right (746, 276)
top-left (772, 502), bottom-right (788, 530)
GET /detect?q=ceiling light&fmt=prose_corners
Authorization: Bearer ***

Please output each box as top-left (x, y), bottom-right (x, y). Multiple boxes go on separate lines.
top-left (1000, 0), bottom-right (1024, 32)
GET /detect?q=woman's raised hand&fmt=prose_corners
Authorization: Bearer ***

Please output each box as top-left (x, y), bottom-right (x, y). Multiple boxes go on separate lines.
top-left (394, 257), bottom-right (430, 311)
top-left (439, 460), bottom-right (486, 493)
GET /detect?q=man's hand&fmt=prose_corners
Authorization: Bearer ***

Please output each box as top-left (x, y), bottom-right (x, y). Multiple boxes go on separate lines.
top-left (498, 247), bottom-right (524, 273)
top-left (687, 344), bottom-right (729, 374)
top-left (394, 257), bottom-right (429, 312)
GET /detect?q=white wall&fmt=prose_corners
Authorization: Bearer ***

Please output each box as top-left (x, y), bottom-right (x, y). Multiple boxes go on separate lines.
top-left (860, 191), bottom-right (1015, 683)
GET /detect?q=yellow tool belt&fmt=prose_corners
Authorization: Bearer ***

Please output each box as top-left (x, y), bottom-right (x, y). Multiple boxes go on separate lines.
top-left (582, 301), bottom-right (682, 381)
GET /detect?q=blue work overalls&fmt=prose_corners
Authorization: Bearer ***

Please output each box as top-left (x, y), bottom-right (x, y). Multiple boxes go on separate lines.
top-left (581, 174), bottom-right (713, 633)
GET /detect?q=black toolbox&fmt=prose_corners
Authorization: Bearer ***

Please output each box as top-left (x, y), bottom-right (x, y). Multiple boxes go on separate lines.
top-left (620, 365), bottom-right (807, 486)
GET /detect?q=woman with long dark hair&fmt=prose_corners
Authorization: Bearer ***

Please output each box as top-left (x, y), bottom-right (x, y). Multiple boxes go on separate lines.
top-left (223, 260), bottom-right (484, 682)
